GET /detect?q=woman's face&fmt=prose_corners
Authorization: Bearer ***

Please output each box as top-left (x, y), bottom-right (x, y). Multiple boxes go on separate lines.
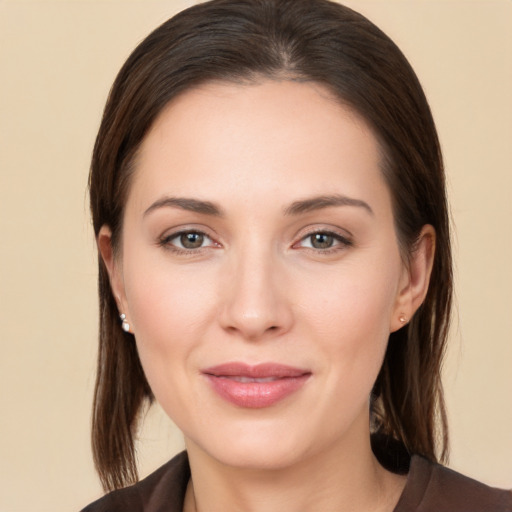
top-left (101, 80), bottom-right (427, 470)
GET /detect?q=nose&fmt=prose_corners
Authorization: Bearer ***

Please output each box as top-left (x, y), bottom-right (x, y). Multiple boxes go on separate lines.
top-left (218, 246), bottom-right (293, 341)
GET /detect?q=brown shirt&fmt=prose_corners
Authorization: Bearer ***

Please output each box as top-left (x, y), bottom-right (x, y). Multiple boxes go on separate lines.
top-left (81, 451), bottom-right (512, 511)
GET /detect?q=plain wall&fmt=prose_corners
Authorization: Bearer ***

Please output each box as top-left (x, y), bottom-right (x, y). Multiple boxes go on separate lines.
top-left (0, 1), bottom-right (510, 510)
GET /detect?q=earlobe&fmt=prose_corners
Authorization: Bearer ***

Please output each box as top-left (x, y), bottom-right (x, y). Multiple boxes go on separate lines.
top-left (97, 225), bottom-right (127, 314)
top-left (391, 225), bottom-right (436, 332)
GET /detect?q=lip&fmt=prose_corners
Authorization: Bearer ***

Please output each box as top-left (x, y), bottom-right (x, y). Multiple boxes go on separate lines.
top-left (202, 362), bottom-right (311, 409)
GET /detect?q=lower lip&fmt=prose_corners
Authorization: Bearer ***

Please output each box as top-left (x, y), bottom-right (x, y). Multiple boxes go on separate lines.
top-left (204, 374), bottom-right (310, 408)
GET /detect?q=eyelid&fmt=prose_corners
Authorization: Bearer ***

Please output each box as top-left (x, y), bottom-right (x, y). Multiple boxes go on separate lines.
top-left (294, 223), bottom-right (353, 240)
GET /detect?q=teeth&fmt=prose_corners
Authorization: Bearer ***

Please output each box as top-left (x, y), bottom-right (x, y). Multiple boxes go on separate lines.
top-left (230, 376), bottom-right (279, 383)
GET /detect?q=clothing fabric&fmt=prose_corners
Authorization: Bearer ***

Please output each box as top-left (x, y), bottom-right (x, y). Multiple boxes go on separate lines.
top-left (81, 450), bottom-right (512, 512)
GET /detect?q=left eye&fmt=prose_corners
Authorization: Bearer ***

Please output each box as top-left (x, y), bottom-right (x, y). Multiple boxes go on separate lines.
top-left (297, 232), bottom-right (350, 250)
top-left (163, 231), bottom-right (215, 250)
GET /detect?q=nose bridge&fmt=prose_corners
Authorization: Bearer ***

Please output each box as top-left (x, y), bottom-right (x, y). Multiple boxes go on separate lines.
top-left (219, 238), bottom-right (291, 340)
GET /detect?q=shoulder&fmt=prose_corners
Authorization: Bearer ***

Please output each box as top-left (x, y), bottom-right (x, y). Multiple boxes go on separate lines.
top-left (80, 451), bottom-right (190, 512)
top-left (395, 455), bottom-right (512, 512)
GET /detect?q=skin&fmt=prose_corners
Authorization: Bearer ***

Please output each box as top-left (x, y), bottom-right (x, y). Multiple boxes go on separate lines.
top-left (99, 80), bottom-right (435, 512)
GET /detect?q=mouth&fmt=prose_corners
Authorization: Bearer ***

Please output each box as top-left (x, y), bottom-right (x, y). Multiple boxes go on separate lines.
top-left (202, 362), bottom-right (312, 409)
top-left (225, 376), bottom-right (284, 383)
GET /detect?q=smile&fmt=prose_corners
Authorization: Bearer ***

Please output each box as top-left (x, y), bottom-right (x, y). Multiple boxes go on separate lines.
top-left (202, 362), bottom-right (311, 409)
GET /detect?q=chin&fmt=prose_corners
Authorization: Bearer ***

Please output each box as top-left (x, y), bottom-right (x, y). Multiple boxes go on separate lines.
top-left (185, 416), bottom-right (332, 472)
top-left (210, 442), bottom-right (307, 471)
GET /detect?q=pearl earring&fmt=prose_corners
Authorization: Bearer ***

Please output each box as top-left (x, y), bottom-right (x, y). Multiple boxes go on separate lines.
top-left (120, 313), bottom-right (130, 332)
top-left (399, 314), bottom-right (407, 324)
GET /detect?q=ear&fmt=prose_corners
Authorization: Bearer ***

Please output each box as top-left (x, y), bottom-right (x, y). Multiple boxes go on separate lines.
top-left (97, 225), bottom-right (128, 317)
top-left (390, 225), bottom-right (436, 332)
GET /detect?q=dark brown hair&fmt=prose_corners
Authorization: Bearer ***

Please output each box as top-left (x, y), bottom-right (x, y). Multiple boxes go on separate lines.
top-left (89, 0), bottom-right (452, 491)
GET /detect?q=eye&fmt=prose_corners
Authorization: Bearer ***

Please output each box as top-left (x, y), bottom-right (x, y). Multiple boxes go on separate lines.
top-left (295, 230), bottom-right (352, 251)
top-left (160, 230), bottom-right (217, 251)
top-left (178, 232), bottom-right (206, 249)
top-left (307, 233), bottom-right (336, 249)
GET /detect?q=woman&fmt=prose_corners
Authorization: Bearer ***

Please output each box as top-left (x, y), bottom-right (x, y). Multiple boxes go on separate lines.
top-left (82, 0), bottom-right (511, 510)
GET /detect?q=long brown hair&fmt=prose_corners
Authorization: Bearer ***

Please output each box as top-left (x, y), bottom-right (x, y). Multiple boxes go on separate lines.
top-left (89, 0), bottom-right (452, 491)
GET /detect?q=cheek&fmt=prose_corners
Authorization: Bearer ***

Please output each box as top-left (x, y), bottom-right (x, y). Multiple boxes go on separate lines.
top-left (122, 261), bottom-right (222, 428)
top-left (121, 249), bottom-right (218, 383)
top-left (298, 258), bottom-right (400, 382)
top-left (124, 246), bottom-right (214, 333)
top-left (300, 257), bottom-right (399, 337)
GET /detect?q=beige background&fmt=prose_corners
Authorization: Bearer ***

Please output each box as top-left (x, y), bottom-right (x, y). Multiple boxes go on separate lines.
top-left (0, 0), bottom-right (510, 510)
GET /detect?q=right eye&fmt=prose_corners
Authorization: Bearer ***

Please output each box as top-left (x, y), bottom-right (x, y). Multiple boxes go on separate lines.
top-left (159, 230), bottom-right (218, 252)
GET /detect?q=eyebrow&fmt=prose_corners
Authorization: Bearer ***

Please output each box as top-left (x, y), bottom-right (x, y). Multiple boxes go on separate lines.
top-left (144, 196), bottom-right (224, 217)
top-left (284, 194), bottom-right (374, 216)
top-left (143, 193), bottom-right (373, 218)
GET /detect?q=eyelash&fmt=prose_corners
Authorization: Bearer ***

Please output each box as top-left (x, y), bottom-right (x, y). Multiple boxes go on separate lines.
top-left (158, 229), bottom-right (353, 255)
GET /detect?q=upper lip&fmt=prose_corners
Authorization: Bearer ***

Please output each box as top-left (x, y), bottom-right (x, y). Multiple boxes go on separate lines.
top-left (202, 362), bottom-right (311, 379)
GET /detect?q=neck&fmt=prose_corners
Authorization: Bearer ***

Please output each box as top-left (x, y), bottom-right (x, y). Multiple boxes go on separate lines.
top-left (183, 429), bottom-right (406, 512)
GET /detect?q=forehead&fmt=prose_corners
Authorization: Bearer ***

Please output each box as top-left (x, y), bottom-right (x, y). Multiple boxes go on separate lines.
top-left (128, 79), bottom-right (389, 215)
